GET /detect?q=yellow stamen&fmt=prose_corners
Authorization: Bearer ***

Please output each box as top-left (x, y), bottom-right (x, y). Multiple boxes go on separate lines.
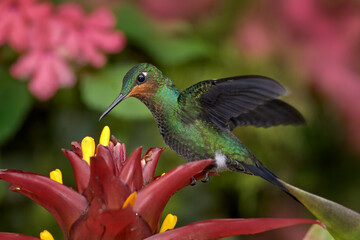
top-left (99, 126), bottom-right (110, 147)
top-left (50, 169), bottom-right (63, 184)
top-left (81, 136), bottom-right (95, 165)
top-left (122, 191), bottom-right (137, 209)
top-left (40, 230), bottom-right (54, 240)
top-left (161, 173), bottom-right (166, 177)
top-left (159, 213), bottom-right (177, 233)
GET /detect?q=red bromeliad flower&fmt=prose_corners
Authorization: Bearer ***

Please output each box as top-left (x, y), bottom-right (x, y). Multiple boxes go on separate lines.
top-left (0, 127), bottom-right (321, 240)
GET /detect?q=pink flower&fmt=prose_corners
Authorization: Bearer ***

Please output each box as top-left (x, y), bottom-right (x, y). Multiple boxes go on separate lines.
top-left (1, 0), bottom-right (126, 101)
top-left (11, 49), bottom-right (75, 101)
top-left (0, 0), bottom-right (51, 51)
top-left (235, 19), bottom-right (274, 59)
top-left (57, 3), bottom-right (126, 67)
top-left (10, 13), bottom-right (75, 101)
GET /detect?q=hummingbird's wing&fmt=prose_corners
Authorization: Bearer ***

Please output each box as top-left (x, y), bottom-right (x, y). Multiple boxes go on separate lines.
top-left (227, 99), bottom-right (305, 131)
top-left (178, 75), bottom-right (305, 130)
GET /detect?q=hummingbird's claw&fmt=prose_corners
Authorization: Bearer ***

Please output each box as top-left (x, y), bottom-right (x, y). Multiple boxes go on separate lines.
top-left (191, 172), bottom-right (210, 186)
top-left (190, 176), bottom-right (197, 186)
top-left (201, 171), bottom-right (210, 183)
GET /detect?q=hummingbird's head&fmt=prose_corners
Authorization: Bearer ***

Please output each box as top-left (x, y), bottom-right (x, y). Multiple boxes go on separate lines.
top-left (99, 63), bottom-right (164, 120)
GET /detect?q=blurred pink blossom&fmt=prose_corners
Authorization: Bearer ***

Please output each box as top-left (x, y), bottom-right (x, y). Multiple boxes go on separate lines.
top-left (0, 0), bottom-right (51, 51)
top-left (11, 12), bottom-right (75, 100)
top-left (235, 19), bottom-right (274, 58)
top-left (1, 0), bottom-right (126, 101)
top-left (236, 0), bottom-right (360, 153)
top-left (57, 3), bottom-right (126, 67)
top-left (11, 49), bottom-right (76, 101)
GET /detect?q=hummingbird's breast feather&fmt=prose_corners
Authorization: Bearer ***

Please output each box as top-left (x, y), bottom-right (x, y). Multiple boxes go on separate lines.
top-left (147, 88), bottom-right (257, 170)
top-left (160, 111), bottom-right (254, 168)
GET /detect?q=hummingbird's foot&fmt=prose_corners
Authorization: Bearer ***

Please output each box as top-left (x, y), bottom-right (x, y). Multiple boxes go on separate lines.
top-left (201, 171), bottom-right (210, 183)
top-left (190, 176), bottom-right (197, 186)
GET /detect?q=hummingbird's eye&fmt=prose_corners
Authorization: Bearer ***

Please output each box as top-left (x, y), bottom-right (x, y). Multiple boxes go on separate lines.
top-left (136, 72), bottom-right (147, 85)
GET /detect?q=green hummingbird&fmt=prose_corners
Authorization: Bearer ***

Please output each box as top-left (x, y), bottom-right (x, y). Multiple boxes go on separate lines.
top-left (100, 63), bottom-right (305, 201)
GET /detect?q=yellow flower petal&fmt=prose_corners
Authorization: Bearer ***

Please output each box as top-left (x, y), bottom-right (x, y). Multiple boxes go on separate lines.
top-left (122, 191), bottom-right (137, 209)
top-left (159, 213), bottom-right (177, 233)
top-left (99, 126), bottom-right (110, 147)
top-left (40, 230), bottom-right (54, 240)
top-left (81, 136), bottom-right (95, 165)
top-left (50, 169), bottom-right (63, 184)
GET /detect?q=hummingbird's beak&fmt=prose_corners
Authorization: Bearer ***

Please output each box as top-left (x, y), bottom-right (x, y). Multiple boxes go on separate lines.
top-left (99, 93), bottom-right (128, 121)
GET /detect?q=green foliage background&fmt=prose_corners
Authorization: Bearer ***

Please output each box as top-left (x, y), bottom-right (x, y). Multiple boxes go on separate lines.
top-left (0, 1), bottom-right (359, 239)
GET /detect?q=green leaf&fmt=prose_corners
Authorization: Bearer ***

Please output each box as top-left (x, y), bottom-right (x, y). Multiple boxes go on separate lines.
top-left (303, 224), bottom-right (335, 240)
top-left (0, 68), bottom-right (32, 145)
top-left (280, 180), bottom-right (360, 240)
top-left (80, 63), bottom-right (152, 120)
top-left (116, 4), bottom-right (212, 65)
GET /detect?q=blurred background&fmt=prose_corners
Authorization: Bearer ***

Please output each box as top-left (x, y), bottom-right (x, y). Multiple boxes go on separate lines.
top-left (0, 0), bottom-right (360, 239)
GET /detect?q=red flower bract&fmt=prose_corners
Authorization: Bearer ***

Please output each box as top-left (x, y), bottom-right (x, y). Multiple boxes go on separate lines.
top-left (0, 134), bottom-right (322, 239)
top-left (0, 137), bottom-right (216, 239)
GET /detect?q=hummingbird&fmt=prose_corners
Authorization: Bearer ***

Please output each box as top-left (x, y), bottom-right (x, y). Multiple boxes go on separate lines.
top-left (99, 63), bottom-right (305, 201)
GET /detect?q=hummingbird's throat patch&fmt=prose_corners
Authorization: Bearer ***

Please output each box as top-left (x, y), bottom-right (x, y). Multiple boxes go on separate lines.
top-left (128, 81), bottom-right (155, 98)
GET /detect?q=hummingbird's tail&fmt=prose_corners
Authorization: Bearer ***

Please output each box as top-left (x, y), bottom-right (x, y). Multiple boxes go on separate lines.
top-left (238, 162), bottom-right (302, 204)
